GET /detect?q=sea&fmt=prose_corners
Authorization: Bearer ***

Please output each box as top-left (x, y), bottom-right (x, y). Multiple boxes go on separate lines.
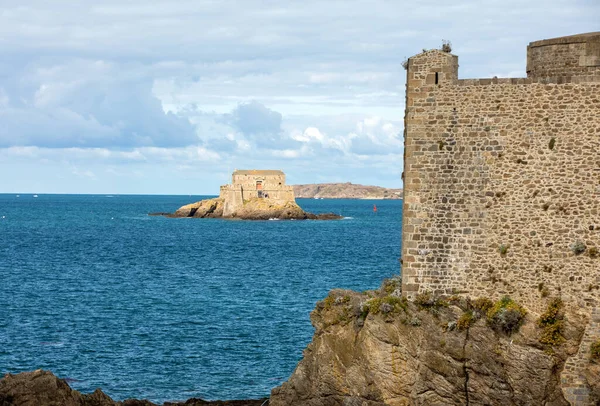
top-left (0, 194), bottom-right (402, 403)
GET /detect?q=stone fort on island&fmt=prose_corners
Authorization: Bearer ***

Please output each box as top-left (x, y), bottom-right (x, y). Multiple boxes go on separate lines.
top-left (219, 169), bottom-right (296, 217)
top-left (401, 32), bottom-right (599, 404)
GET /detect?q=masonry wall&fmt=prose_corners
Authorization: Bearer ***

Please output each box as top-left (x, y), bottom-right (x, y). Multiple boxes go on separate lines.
top-left (220, 172), bottom-right (296, 216)
top-left (401, 50), bottom-right (600, 316)
top-left (230, 173), bottom-right (294, 200)
top-left (527, 33), bottom-right (600, 79)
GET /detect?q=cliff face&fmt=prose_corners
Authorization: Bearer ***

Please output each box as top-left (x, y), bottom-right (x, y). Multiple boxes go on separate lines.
top-left (293, 183), bottom-right (402, 200)
top-left (270, 285), bottom-right (596, 406)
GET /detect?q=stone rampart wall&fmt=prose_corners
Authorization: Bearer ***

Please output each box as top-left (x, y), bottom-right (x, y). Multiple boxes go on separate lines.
top-left (232, 174), bottom-right (285, 187)
top-left (402, 50), bottom-right (600, 316)
top-left (527, 33), bottom-right (600, 79)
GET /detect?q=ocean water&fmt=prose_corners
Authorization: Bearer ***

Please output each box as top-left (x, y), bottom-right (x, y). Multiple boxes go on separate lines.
top-left (0, 194), bottom-right (402, 403)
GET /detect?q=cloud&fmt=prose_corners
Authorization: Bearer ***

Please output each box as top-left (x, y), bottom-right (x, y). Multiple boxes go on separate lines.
top-left (0, 145), bottom-right (221, 165)
top-left (223, 101), bottom-right (302, 150)
top-left (0, 60), bottom-right (198, 149)
top-left (348, 117), bottom-right (402, 155)
top-left (228, 101), bottom-right (282, 136)
top-left (284, 114), bottom-right (402, 157)
top-left (1, 0), bottom-right (598, 193)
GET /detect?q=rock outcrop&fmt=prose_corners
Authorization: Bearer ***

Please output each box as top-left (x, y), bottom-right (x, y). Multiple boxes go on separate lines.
top-left (270, 282), bottom-right (594, 406)
top-left (0, 370), bottom-right (266, 406)
top-left (293, 183), bottom-right (402, 200)
top-left (161, 198), bottom-right (342, 220)
top-left (170, 198), bottom-right (225, 218)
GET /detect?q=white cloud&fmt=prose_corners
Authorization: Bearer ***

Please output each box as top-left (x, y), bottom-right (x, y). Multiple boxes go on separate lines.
top-left (0, 60), bottom-right (198, 148)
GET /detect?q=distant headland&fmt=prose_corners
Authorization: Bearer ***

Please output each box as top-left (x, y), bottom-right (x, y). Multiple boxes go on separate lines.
top-left (154, 169), bottom-right (342, 220)
top-left (292, 182), bottom-right (402, 199)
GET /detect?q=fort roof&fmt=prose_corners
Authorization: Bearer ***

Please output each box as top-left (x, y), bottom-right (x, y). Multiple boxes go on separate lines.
top-left (233, 169), bottom-right (284, 176)
top-left (529, 31), bottom-right (600, 47)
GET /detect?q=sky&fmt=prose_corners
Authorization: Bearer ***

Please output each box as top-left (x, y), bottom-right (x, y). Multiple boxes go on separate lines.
top-left (0, 1), bottom-right (598, 194)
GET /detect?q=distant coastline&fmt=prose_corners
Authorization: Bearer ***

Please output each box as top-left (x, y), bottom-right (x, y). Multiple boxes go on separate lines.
top-left (293, 183), bottom-right (402, 200)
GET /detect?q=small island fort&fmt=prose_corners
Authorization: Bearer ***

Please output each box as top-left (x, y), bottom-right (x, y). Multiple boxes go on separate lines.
top-left (161, 169), bottom-right (341, 220)
top-left (219, 169), bottom-right (295, 216)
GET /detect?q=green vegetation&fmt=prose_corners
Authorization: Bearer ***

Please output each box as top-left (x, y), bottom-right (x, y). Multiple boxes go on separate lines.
top-left (498, 244), bottom-right (509, 256)
top-left (570, 241), bottom-right (587, 255)
top-left (318, 293), bottom-right (354, 327)
top-left (321, 294), bottom-right (349, 311)
top-left (414, 291), bottom-right (448, 311)
top-left (364, 295), bottom-right (408, 315)
top-left (472, 297), bottom-right (494, 315)
top-left (538, 298), bottom-right (565, 347)
top-left (380, 276), bottom-right (402, 295)
top-left (486, 296), bottom-right (527, 335)
top-left (453, 297), bottom-right (493, 331)
top-left (538, 282), bottom-right (550, 298)
top-left (591, 340), bottom-right (600, 360)
top-left (457, 311), bottom-right (475, 331)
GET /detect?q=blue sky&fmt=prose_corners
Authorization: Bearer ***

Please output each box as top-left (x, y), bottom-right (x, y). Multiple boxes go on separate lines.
top-left (0, 1), bottom-right (598, 194)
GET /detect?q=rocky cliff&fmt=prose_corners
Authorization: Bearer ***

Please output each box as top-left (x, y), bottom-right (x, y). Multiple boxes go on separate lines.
top-left (270, 279), bottom-right (599, 406)
top-left (156, 197), bottom-right (341, 220)
top-left (292, 183), bottom-right (402, 200)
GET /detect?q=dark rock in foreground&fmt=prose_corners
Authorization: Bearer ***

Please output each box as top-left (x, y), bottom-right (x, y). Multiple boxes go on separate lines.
top-left (0, 370), bottom-right (267, 406)
top-left (155, 197), bottom-right (342, 221)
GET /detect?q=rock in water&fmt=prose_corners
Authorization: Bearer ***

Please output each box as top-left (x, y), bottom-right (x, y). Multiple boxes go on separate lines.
top-left (0, 369), bottom-right (121, 406)
top-left (161, 197), bottom-right (341, 221)
top-left (153, 169), bottom-right (343, 220)
top-left (169, 198), bottom-right (225, 218)
top-left (0, 370), bottom-right (267, 405)
top-left (227, 198), bottom-right (308, 220)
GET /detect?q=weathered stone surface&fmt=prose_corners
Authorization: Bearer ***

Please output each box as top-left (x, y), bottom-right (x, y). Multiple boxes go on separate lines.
top-left (270, 289), bottom-right (592, 406)
top-left (0, 370), bottom-right (267, 406)
top-left (228, 198), bottom-right (308, 220)
top-left (161, 197), bottom-right (341, 221)
top-left (168, 198), bottom-right (224, 218)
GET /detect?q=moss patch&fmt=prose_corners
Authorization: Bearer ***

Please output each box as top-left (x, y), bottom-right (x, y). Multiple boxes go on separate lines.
top-left (486, 296), bottom-right (527, 335)
top-left (414, 291), bottom-right (448, 311)
top-left (591, 340), bottom-right (600, 361)
top-left (537, 298), bottom-right (565, 347)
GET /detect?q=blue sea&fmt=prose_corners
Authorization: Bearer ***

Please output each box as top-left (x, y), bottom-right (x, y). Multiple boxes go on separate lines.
top-left (0, 194), bottom-right (402, 403)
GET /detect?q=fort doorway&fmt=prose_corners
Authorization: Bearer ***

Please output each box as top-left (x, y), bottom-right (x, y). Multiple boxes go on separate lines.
top-left (257, 180), bottom-right (264, 198)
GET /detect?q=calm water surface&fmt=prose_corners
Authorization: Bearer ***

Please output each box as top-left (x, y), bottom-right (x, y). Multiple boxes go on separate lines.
top-left (0, 194), bottom-right (402, 402)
